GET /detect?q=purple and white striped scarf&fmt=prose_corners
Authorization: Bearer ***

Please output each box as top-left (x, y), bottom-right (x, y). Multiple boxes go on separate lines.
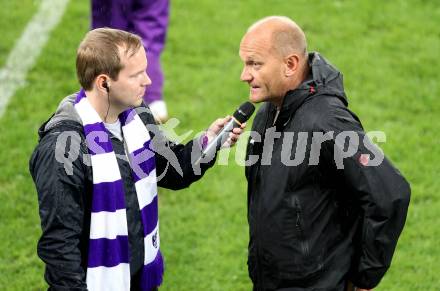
top-left (74, 89), bottom-right (163, 291)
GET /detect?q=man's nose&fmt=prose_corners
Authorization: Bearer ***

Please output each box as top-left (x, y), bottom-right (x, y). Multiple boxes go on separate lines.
top-left (240, 67), bottom-right (252, 82)
top-left (143, 72), bottom-right (152, 87)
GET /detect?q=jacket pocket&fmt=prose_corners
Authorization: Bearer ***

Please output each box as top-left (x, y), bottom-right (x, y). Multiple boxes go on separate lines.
top-left (277, 196), bottom-right (324, 281)
top-left (294, 197), bottom-right (310, 258)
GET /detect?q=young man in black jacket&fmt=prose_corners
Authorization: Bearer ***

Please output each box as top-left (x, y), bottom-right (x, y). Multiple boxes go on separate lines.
top-left (239, 16), bottom-right (410, 291)
top-left (29, 28), bottom-right (244, 290)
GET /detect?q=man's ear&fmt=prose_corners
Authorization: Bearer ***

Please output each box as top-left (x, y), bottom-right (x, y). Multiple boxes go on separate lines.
top-left (95, 74), bottom-right (110, 93)
top-left (284, 54), bottom-right (300, 77)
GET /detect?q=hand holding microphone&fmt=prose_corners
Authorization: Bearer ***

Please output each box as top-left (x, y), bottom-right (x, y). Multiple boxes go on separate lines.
top-left (197, 102), bottom-right (255, 164)
top-left (205, 116), bottom-right (245, 148)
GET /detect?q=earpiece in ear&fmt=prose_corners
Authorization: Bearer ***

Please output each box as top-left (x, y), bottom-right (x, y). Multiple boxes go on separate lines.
top-left (103, 81), bottom-right (109, 92)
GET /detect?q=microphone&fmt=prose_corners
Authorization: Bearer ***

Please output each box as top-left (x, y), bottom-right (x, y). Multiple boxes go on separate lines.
top-left (197, 102), bottom-right (255, 163)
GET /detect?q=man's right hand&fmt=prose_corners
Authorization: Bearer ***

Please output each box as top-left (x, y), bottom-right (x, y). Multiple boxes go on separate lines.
top-left (205, 116), bottom-right (246, 148)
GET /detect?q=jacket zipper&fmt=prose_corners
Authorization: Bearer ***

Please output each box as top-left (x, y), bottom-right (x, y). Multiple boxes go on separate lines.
top-left (255, 172), bottom-right (263, 290)
top-left (295, 198), bottom-right (310, 257)
top-left (254, 109), bottom-right (273, 290)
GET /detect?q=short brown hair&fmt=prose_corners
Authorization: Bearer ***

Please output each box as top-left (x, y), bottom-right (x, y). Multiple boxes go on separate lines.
top-left (76, 28), bottom-right (143, 90)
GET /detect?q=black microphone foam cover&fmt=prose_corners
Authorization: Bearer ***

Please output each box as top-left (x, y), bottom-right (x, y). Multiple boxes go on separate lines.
top-left (233, 102), bottom-right (255, 124)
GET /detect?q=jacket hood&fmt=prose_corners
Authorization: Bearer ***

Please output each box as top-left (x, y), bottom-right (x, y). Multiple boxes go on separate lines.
top-left (38, 93), bottom-right (82, 139)
top-left (308, 52), bottom-right (347, 103)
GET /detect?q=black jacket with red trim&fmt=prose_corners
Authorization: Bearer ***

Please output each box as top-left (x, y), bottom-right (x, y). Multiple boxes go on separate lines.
top-left (245, 52), bottom-right (410, 290)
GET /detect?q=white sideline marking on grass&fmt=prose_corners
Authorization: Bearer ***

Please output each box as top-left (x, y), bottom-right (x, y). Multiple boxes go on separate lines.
top-left (0, 0), bottom-right (70, 117)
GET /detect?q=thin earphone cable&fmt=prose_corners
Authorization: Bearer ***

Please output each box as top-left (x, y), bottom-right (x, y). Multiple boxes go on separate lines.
top-left (104, 89), bottom-right (110, 123)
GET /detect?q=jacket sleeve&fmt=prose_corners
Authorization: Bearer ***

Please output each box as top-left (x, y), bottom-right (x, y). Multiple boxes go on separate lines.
top-left (29, 130), bottom-right (89, 290)
top-left (136, 105), bottom-right (216, 190)
top-left (319, 102), bottom-right (411, 289)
